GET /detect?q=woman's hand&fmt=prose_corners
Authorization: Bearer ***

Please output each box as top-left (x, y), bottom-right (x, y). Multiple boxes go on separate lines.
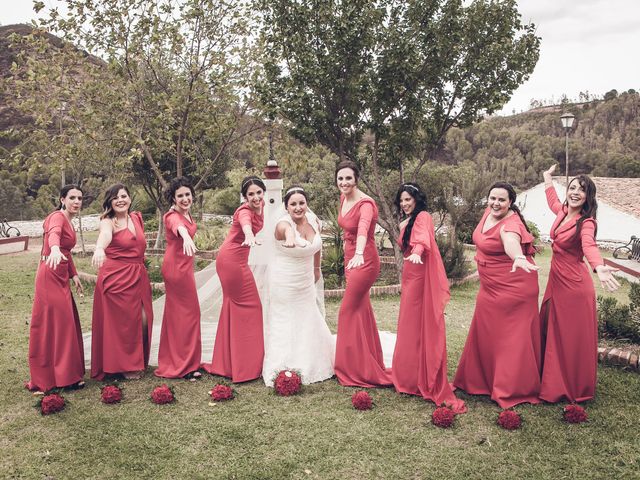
top-left (595, 265), bottom-right (620, 291)
top-left (404, 253), bottom-right (423, 265)
top-left (543, 164), bottom-right (557, 184)
top-left (241, 234), bottom-right (261, 247)
top-left (346, 253), bottom-right (364, 270)
top-left (282, 232), bottom-right (296, 248)
top-left (71, 275), bottom-right (84, 296)
top-left (45, 246), bottom-right (67, 270)
top-left (182, 237), bottom-right (197, 257)
top-left (511, 256), bottom-right (540, 273)
top-left (92, 247), bottom-right (106, 268)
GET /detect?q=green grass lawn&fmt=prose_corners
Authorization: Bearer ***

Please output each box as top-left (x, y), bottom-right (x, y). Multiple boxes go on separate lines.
top-left (1, 249), bottom-right (639, 479)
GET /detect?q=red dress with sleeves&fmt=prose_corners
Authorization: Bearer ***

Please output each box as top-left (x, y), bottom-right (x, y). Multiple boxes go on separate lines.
top-left (334, 196), bottom-right (392, 387)
top-left (27, 211), bottom-right (85, 391)
top-left (391, 211), bottom-right (466, 412)
top-left (202, 202), bottom-right (264, 382)
top-left (91, 212), bottom-right (154, 379)
top-left (539, 186), bottom-right (604, 403)
top-left (155, 210), bottom-right (201, 378)
top-left (453, 209), bottom-right (542, 408)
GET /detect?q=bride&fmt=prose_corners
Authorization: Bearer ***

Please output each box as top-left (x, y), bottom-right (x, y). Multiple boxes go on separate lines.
top-left (261, 186), bottom-right (335, 386)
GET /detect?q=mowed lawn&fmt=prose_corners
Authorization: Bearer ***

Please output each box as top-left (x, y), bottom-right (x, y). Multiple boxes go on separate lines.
top-left (1, 246), bottom-right (639, 479)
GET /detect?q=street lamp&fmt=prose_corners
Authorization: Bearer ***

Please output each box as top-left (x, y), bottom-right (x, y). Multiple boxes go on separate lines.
top-left (560, 112), bottom-right (575, 186)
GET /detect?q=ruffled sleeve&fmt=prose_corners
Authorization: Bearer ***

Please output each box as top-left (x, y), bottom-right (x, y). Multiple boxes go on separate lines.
top-left (545, 185), bottom-right (563, 215)
top-left (409, 211), bottom-right (433, 256)
top-left (580, 218), bottom-right (604, 270)
top-left (46, 212), bottom-right (64, 248)
top-left (356, 202), bottom-right (374, 238)
top-left (503, 213), bottom-right (536, 256)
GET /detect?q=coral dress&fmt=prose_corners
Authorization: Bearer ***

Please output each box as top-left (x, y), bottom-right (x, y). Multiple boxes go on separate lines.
top-left (91, 211), bottom-right (154, 379)
top-left (155, 210), bottom-right (201, 378)
top-left (539, 186), bottom-right (604, 403)
top-left (203, 202), bottom-right (264, 382)
top-left (335, 196), bottom-right (392, 387)
top-left (28, 211), bottom-right (85, 391)
top-left (392, 212), bottom-right (466, 413)
top-left (453, 209), bottom-right (541, 408)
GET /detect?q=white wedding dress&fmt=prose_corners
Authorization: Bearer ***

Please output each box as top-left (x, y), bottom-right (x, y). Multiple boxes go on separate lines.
top-left (261, 212), bottom-right (335, 386)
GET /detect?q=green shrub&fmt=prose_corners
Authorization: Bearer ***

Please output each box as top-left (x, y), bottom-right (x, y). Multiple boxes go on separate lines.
top-left (526, 220), bottom-right (541, 242)
top-left (194, 220), bottom-right (229, 251)
top-left (436, 234), bottom-right (469, 280)
top-left (597, 283), bottom-right (640, 343)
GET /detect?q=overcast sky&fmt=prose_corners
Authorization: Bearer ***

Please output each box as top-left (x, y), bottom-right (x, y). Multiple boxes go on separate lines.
top-left (2, 0), bottom-right (638, 115)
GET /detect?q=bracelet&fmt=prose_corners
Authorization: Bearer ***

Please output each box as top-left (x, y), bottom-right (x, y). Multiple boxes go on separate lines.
top-left (355, 250), bottom-right (364, 255)
top-left (514, 255), bottom-right (526, 261)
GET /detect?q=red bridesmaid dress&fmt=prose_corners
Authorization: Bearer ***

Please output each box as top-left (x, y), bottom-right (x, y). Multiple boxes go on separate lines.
top-left (453, 209), bottom-right (541, 408)
top-left (539, 186), bottom-right (604, 403)
top-left (334, 196), bottom-right (392, 387)
top-left (155, 210), bottom-right (201, 378)
top-left (202, 202), bottom-right (264, 382)
top-left (91, 211), bottom-right (154, 379)
top-left (27, 211), bottom-right (85, 391)
top-left (392, 211), bottom-right (466, 413)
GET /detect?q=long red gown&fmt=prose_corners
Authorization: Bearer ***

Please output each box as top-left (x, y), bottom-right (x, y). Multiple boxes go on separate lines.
top-left (453, 209), bottom-right (541, 408)
top-left (335, 196), bottom-right (392, 387)
top-left (202, 202), bottom-right (264, 382)
top-left (28, 211), bottom-right (85, 391)
top-left (91, 211), bottom-right (154, 380)
top-left (539, 186), bottom-right (604, 403)
top-left (155, 210), bottom-right (201, 378)
top-left (392, 211), bottom-right (466, 413)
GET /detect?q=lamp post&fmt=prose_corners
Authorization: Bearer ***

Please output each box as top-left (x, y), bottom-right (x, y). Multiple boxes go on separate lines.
top-left (560, 112), bottom-right (575, 186)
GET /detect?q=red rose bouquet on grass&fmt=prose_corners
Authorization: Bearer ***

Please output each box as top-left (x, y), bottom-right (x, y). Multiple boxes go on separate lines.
top-left (351, 391), bottom-right (373, 411)
top-left (273, 370), bottom-right (302, 396)
top-left (209, 384), bottom-right (234, 402)
top-left (563, 404), bottom-right (588, 424)
top-left (497, 410), bottom-right (522, 430)
top-left (151, 384), bottom-right (175, 405)
top-left (101, 384), bottom-right (123, 404)
top-left (38, 393), bottom-right (66, 415)
top-left (431, 406), bottom-right (456, 428)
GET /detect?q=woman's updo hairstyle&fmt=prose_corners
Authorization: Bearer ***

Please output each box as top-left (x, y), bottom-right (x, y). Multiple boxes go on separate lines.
top-left (334, 160), bottom-right (360, 184)
top-left (241, 176), bottom-right (266, 198)
top-left (164, 176), bottom-right (195, 205)
top-left (283, 186), bottom-right (308, 207)
top-left (58, 184), bottom-right (84, 210)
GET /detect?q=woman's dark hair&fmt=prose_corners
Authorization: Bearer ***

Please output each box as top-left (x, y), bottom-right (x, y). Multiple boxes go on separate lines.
top-left (58, 184), bottom-right (84, 210)
top-left (283, 186), bottom-right (309, 207)
top-left (241, 176), bottom-right (266, 197)
top-left (487, 181), bottom-right (531, 233)
top-left (100, 183), bottom-right (130, 219)
top-left (567, 174), bottom-right (598, 239)
top-left (164, 176), bottom-right (195, 205)
top-left (394, 183), bottom-right (428, 252)
top-left (335, 160), bottom-right (360, 184)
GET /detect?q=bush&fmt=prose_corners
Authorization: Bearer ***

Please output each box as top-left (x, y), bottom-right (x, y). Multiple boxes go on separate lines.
top-left (526, 220), bottom-right (540, 243)
top-left (195, 219), bottom-right (229, 251)
top-left (436, 234), bottom-right (469, 280)
top-left (597, 283), bottom-right (640, 343)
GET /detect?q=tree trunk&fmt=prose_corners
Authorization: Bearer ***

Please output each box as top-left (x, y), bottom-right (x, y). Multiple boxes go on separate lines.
top-left (77, 214), bottom-right (86, 255)
top-left (153, 208), bottom-right (165, 250)
top-left (198, 193), bottom-right (204, 222)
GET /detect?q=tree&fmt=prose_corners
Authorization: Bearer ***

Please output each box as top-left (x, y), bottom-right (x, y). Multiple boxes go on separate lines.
top-left (258, 0), bottom-right (540, 275)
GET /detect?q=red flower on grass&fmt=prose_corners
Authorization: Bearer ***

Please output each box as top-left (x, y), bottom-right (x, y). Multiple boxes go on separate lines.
top-left (151, 384), bottom-right (175, 405)
top-left (210, 384), bottom-right (234, 402)
top-left (497, 410), bottom-right (522, 430)
top-left (101, 385), bottom-right (123, 404)
top-left (274, 370), bottom-right (302, 396)
top-left (351, 391), bottom-right (373, 411)
top-left (563, 404), bottom-right (587, 424)
top-left (40, 393), bottom-right (65, 415)
top-left (431, 406), bottom-right (456, 428)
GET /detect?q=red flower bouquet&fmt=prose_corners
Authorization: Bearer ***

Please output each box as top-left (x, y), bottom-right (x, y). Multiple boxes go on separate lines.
top-left (151, 384), bottom-right (175, 405)
top-left (39, 393), bottom-right (65, 415)
top-left (351, 391), bottom-right (373, 411)
top-left (431, 406), bottom-right (456, 428)
top-left (210, 384), bottom-right (234, 402)
top-left (101, 385), bottom-right (123, 404)
top-left (273, 370), bottom-right (302, 396)
top-left (497, 410), bottom-right (522, 430)
top-left (563, 404), bottom-right (587, 424)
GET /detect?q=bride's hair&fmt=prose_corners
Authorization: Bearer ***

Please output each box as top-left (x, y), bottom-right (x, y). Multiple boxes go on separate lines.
top-left (283, 185), bottom-right (308, 207)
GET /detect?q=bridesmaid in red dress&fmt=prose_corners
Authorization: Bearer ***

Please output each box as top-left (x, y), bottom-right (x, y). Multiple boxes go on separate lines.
top-left (454, 182), bottom-right (542, 408)
top-left (155, 177), bottom-right (202, 379)
top-left (203, 176), bottom-right (265, 382)
top-left (27, 185), bottom-right (85, 393)
top-left (334, 161), bottom-right (392, 387)
top-left (391, 183), bottom-right (466, 413)
top-left (539, 166), bottom-right (619, 403)
top-left (91, 184), bottom-right (153, 380)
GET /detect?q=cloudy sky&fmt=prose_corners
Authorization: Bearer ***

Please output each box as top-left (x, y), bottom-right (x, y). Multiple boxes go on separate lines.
top-left (2, 0), bottom-right (638, 115)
